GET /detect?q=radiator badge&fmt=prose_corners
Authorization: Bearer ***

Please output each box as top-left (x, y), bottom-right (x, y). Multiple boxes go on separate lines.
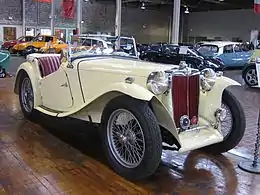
top-left (179, 115), bottom-right (190, 131)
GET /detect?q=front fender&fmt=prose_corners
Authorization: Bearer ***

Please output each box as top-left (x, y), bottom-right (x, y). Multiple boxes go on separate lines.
top-left (59, 82), bottom-right (155, 118)
top-left (199, 76), bottom-right (240, 122)
top-left (14, 61), bottom-right (42, 107)
top-left (107, 82), bottom-right (155, 101)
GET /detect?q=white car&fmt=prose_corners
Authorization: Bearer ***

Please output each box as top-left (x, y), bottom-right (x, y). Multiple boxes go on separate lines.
top-left (14, 36), bottom-right (245, 181)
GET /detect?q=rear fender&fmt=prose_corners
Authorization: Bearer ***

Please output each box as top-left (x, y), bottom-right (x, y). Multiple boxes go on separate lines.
top-left (199, 76), bottom-right (241, 122)
top-left (14, 61), bottom-right (42, 107)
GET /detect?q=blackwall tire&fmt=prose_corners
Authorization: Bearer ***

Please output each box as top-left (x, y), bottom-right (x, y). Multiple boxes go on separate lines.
top-left (100, 95), bottom-right (162, 180)
top-left (19, 73), bottom-right (36, 120)
top-left (243, 65), bottom-right (258, 86)
top-left (202, 89), bottom-right (245, 154)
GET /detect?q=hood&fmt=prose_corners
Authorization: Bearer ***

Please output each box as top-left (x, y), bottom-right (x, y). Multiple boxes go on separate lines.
top-left (76, 56), bottom-right (178, 77)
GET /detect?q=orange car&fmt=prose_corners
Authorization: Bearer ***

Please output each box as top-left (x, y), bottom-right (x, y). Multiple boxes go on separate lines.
top-left (13, 35), bottom-right (58, 54)
top-left (39, 39), bottom-right (68, 54)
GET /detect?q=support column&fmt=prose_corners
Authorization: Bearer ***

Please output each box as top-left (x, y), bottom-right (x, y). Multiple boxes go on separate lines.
top-left (115, 0), bottom-right (122, 37)
top-left (76, 0), bottom-right (82, 35)
top-left (22, 0), bottom-right (25, 36)
top-left (50, 0), bottom-right (55, 35)
top-left (171, 0), bottom-right (181, 44)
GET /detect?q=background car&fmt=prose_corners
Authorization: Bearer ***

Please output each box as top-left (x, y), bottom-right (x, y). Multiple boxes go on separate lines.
top-left (0, 50), bottom-right (10, 78)
top-left (1, 35), bottom-right (34, 52)
top-left (140, 44), bottom-right (224, 71)
top-left (39, 39), bottom-right (68, 54)
top-left (197, 41), bottom-right (253, 68)
top-left (13, 34), bottom-right (58, 56)
top-left (241, 49), bottom-right (260, 86)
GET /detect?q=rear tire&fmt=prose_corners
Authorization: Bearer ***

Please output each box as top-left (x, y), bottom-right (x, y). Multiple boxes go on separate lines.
top-left (18, 73), bottom-right (36, 120)
top-left (100, 95), bottom-right (162, 180)
top-left (202, 89), bottom-right (245, 154)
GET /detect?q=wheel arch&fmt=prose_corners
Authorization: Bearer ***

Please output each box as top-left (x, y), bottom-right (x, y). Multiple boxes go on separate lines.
top-left (242, 63), bottom-right (255, 79)
top-left (69, 91), bottom-right (180, 147)
top-left (199, 76), bottom-right (241, 123)
top-left (14, 63), bottom-right (42, 107)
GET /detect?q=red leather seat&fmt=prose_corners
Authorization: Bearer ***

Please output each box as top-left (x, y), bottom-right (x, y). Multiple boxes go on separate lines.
top-left (38, 56), bottom-right (61, 77)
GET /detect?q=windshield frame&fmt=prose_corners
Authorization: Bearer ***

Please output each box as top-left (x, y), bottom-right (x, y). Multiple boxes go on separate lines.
top-left (66, 35), bottom-right (139, 61)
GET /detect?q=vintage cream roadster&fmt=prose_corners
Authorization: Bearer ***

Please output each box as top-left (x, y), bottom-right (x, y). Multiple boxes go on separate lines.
top-left (14, 35), bottom-right (245, 180)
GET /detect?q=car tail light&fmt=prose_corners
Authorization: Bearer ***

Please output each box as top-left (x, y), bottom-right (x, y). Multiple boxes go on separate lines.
top-left (172, 74), bottom-right (200, 130)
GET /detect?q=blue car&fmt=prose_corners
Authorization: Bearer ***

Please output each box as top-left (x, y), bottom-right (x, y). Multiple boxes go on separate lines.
top-left (0, 50), bottom-right (10, 78)
top-left (197, 41), bottom-right (253, 68)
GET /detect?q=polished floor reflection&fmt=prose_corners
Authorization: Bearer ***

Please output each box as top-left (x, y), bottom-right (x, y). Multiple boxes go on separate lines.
top-left (0, 75), bottom-right (260, 194)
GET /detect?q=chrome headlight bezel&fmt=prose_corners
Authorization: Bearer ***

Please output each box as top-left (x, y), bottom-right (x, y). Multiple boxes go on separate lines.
top-left (200, 68), bottom-right (217, 91)
top-left (146, 71), bottom-right (169, 95)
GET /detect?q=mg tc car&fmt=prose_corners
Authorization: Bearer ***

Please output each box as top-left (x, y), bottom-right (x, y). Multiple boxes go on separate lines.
top-left (14, 35), bottom-right (245, 181)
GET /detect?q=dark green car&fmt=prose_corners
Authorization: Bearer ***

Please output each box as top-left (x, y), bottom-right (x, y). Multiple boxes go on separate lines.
top-left (0, 50), bottom-right (10, 78)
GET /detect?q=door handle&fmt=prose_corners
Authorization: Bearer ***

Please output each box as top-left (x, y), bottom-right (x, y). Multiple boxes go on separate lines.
top-left (61, 83), bottom-right (68, 87)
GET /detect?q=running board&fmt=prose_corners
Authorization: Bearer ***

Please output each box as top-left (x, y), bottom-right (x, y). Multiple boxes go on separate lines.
top-left (162, 142), bottom-right (179, 151)
top-left (35, 105), bottom-right (63, 116)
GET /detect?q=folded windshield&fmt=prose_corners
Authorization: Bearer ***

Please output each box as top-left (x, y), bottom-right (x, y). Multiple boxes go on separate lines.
top-left (67, 35), bottom-right (138, 59)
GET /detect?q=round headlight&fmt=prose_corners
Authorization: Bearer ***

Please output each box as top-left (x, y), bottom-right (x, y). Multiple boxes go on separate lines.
top-left (200, 68), bottom-right (216, 91)
top-left (147, 71), bottom-right (169, 95)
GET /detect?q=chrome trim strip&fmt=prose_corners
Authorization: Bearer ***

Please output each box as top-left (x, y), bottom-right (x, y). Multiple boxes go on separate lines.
top-left (178, 125), bottom-right (209, 134)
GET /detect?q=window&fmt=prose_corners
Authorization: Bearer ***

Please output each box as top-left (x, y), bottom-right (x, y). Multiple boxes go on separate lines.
top-left (25, 28), bottom-right (35, 36)
top-left (234, 44), bottom-right (242, 52)
top-left (35, 36), bottom-right (44, 41)
top-left (150, 45), bottom-right (161, 52)
top-left (40, 29), bottom-right (51, 36)
top-left (45, 36), bottom-right (53, 42)
top-left (82, 39), bottom-right (91, 46)
top-left (91, 39), bottom-right (98, 45)
top-left (223, 45), bottom-right (234, 53)
top-left (198, 44), bottom-right (219, 53)
top-left (3, 27), bottom-right (16, 41)
top-left (25, 36), bottom-right (34, 42)
top-left (163, 45), bottom-right (179, 53)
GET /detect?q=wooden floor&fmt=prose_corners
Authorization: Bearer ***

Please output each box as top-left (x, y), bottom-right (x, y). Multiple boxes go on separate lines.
top-left (0, 76), bottom-right (260, 195)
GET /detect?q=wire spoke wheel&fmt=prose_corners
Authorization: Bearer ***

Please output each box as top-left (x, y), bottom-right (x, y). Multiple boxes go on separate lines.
top-left (20, 77), bottom-right (34, 113)
top-left (107, 109), bottom-right (145, 169)
top-left (220, 102), bottom-right (233, 139)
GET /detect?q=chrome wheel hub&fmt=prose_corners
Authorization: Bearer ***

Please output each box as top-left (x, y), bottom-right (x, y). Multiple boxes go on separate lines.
top-left (246, 69), bottom-right (258, 85)
top-left (107, 109), bottom-right (145, 169)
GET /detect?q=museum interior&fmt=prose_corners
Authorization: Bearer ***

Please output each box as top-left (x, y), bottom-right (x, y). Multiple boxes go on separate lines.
top-left (0, 0), bottom-right (260, 194)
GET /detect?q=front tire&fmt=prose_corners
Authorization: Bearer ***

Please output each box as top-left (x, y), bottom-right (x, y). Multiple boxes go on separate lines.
top-left (18, 73), bottom-right (35, 119)
top-left (101, 95), bottom-right (162, 180)
top-left (243, 65), bottom-right (258, 86)
top-left (203, 89), bottom-right (245, 154)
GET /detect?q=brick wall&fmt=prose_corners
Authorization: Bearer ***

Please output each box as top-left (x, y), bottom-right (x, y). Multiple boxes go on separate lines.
top-left (0, 0), bottom-right (171, 43)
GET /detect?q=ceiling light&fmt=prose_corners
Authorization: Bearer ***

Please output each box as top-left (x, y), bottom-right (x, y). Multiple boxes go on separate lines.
top-left (184, 7), bottom-right (189, 14)
top-left (141, 2), bottom-right (145, 9)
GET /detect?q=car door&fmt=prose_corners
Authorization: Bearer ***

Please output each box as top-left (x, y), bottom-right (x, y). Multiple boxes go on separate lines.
top-left (218, 44), bottom-right (236, 67)
top-left (40, 66), bottom-right (73, 111)
top-left (234, 44), bottom-right (253, 67)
